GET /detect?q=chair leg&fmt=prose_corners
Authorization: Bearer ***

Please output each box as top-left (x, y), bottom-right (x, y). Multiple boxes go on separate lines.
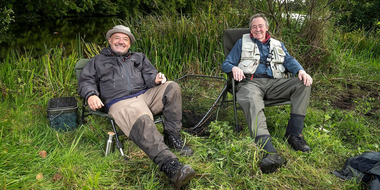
top-left (109, 118), bottom-right (124, 157)
top-left (80, 99), bottom-right (87, 124)
top-left (154, 115), bottom-right (163, 124)
top-left (232, 79), bottom-right (242, 132)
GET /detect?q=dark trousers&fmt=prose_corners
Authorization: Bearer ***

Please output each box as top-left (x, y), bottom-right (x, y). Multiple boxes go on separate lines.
top-left (236, 77), bottom-right (311, 139)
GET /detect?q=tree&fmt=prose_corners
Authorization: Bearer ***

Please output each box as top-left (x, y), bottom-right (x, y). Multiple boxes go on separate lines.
top-left (0, 7), bottom-right (15, 43)
top-left (331, 0), bottom-right (380, 32)
top-left (0, 0), bottom-right (218, 22)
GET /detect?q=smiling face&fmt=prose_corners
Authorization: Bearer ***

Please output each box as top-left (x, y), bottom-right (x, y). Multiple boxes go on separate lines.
top-left (108, 33), bottom-right (131, 55)
top-left (250, 17), bottom-right (269, 42)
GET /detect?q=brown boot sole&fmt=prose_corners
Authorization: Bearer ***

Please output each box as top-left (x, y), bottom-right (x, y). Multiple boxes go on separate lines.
top-left (172, 165), bottom-right (196, 189)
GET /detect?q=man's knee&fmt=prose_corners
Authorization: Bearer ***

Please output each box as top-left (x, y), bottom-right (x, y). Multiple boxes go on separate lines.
top-left (162, 81), bottom-right (181, 106)
top-left (295, 79), bottom-right (312, 92)
top-left (237, 92), bottom-right (263, 106)
top-left (164, 81), bottom-right (180, 94)
top-left (299, 83), bottom-right (311, 98)
top-left (129, 114), bottom-right (168, 159)
top-left (129, 114), bottom-right (156, 138)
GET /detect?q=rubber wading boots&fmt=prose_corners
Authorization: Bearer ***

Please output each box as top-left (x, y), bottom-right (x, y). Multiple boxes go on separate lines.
top-left (259, 153), bottom-right (285, 174)
top-left (161, 159), bottom-right (196, 189)
top-left (284, 133), bottom-right (311, 153)
top-left (164, 134), bottom-right (194, 156)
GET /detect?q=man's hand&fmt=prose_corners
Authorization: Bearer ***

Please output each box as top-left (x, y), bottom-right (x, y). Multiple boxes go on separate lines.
top-left (88, 95), bottom-right (104, 111)
top-left (155, 72), bottom-right (167, 84)
top-left (232, 66), bottom-right (246, 82)
top-left (298, 70), bottom-right (313, 86)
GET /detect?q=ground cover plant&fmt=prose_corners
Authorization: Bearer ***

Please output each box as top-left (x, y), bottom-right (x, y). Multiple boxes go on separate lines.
top-left (1, 1), bottom-right (380, 189)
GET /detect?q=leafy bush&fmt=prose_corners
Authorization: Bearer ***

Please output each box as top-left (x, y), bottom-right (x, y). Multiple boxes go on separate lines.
top-left (331, 0), bottom-right (380, 32)
top-left (0, 7), bottom-right (14, 43)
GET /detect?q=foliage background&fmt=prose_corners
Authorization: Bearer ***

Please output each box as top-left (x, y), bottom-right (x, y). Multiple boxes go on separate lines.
top-left (1, 0), bottom-right (380, 189)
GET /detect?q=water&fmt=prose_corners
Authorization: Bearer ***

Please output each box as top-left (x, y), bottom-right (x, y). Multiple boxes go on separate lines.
top-left (0, 16), bottom-right (125, 60)
top-left (281, 13), bottom-right (306, 23)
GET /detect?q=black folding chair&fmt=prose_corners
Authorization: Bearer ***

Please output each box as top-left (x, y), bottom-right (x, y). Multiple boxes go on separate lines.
top-left (221, 28), bottom-right (291, 132)
top-left (75, 59), bottom-right (163, 157)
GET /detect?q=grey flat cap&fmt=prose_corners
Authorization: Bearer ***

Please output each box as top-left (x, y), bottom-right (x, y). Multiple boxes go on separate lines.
top-left (106, 25), bottom-right (135, 44)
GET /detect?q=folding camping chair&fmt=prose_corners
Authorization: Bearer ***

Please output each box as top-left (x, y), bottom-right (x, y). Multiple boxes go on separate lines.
top-left (75, 59), bottom-right (163, 157)
top-left (76, 61), bottom-right (226, 145)
top-left (221, 28), bottom-right (291, 132)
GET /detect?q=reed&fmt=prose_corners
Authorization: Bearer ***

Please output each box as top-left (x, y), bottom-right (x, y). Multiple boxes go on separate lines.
top-left (109, 9), bottom-right (250, 79)
top-left (0, 46), bottom-right (79, 103)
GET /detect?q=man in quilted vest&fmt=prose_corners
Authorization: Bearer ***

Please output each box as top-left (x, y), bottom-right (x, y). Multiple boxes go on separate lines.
top-left (221, 13), bottom-right (313, 174)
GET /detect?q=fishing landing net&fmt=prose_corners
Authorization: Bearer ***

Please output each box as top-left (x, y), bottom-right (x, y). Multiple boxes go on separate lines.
top-left (175, 75), bottom-right (227, 136)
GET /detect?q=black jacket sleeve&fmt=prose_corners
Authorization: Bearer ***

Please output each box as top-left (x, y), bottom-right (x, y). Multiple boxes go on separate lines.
top-left (140, 54), bottom-right (159, 88)
top-left (78, 57), bottom-right (100, 101)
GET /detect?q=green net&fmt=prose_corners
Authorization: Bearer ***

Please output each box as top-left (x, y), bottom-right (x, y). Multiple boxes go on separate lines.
top-left (47, 97), bottom-right (78, 132)
top-left (48, 112), bottom-right (78, 131)
top-left (175, 75), bottom-right (227, 136)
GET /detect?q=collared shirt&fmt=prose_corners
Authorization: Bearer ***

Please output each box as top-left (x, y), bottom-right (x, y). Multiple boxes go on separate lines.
top-left (221, 37), bottom-right (304, 77)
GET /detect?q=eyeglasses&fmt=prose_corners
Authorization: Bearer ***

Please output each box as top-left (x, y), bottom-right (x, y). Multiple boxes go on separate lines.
top-left (251, 25), bottom-right (265, 30)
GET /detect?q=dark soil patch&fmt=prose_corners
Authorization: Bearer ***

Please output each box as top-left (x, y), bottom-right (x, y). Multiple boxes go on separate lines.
top-left (330, 83), bottom-right (380, 111)
top-left (331, 92), bottom-right (355, 110)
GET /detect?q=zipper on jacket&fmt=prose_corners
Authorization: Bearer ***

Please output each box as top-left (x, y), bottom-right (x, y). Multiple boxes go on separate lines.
top-left (119, 65), bottom-right (124, 79)
top-left (120, 59), bottom-right (133, 94)
top-left (112, 70), bottom-right (115, 89)
top-left (114, 56), bottom-right (124, 79)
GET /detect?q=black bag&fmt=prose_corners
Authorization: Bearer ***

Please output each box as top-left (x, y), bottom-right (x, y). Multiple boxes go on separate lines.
top-left (333, 152), bottom-right (380, 190)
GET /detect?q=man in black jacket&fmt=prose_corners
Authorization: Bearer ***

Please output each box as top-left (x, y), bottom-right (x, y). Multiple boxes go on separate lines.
top-left (78, 25), bottom-right (195, 188)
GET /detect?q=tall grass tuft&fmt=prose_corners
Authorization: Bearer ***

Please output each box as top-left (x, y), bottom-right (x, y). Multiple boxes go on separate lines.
top-left (0, 46), bottom-right (79, 103)
top-left (116, 9), bottom-right (250, 79)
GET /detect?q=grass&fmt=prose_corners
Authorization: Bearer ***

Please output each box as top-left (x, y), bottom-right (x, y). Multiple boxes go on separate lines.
top-left (1, 5), bottom-right (380, 190)
top-left (2, 100), bottom-right (377, 189)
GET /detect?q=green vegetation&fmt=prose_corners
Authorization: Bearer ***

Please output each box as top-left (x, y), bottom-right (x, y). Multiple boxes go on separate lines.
top-left (331, 0), bottom-right (380, 32)
top-left (1, 0), bottom-right (380, 189)
top-left (0, 7), bottom-right (14, 43)
top-left (0, 0), bottom-right (237, 21)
